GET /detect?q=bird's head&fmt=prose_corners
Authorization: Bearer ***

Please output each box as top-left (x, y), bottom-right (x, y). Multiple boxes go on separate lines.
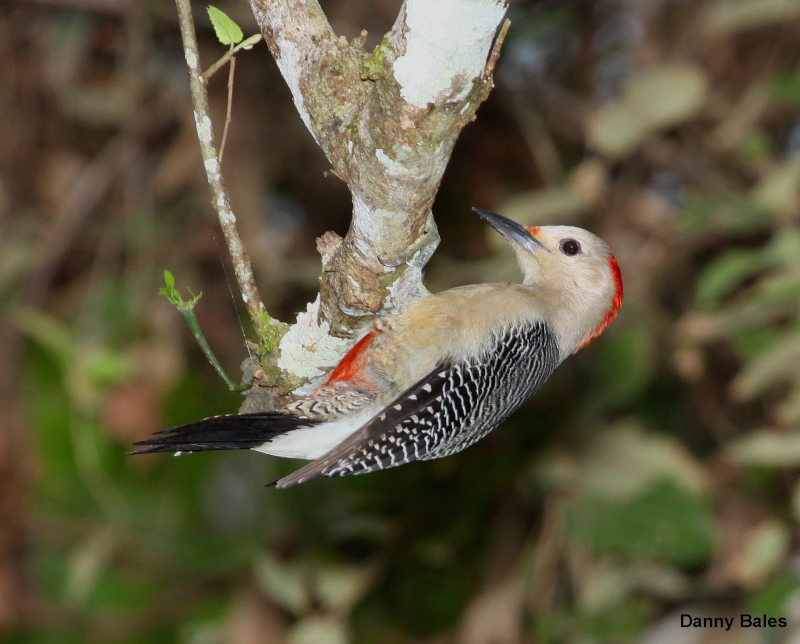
top-left (474, 208), bottom-right (623, 353)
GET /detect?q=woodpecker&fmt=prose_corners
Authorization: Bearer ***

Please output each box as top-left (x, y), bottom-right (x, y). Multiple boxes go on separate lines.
top-left (131, 209), bottom-right (623, 488)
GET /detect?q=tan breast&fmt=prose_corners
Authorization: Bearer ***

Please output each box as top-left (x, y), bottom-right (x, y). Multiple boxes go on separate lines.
top-left (371, 284), bottom-right (548, 392)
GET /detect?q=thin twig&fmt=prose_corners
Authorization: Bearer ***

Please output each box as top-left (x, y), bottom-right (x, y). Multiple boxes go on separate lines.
top-left (219, 55), bottom-right (235, 163)
top-left (484, 18), bottom-right (511, 79)
top-left (170, 291), bottom-right (250, 392)
top-left (202, 34), bottom-right (261, 82)
top-left (174, 0), bottom-right (280, 349)
top-left (204, 48), bottom-right (234, 83)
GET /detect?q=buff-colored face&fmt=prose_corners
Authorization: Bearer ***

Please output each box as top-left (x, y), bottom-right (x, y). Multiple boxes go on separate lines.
top-left (516, 226), bottom-right (614, 291)
top-left (516, 225), bottom-right (623, 351)
top-left (473, 208), bottom-right (622, 352)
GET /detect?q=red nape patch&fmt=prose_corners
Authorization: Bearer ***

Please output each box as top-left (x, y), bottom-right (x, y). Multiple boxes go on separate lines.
top-left (327, 330), bottom-right (378, 383)
top-left (528, 226), bottom-right (541, 236)
top-left (575, 255), bottom-right (624, 352)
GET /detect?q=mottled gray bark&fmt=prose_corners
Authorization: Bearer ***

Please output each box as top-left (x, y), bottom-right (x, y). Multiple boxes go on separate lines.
top-left (176, 0), bottom-right (511, 397)
top-left (248, 0), bottom-right (509, 341)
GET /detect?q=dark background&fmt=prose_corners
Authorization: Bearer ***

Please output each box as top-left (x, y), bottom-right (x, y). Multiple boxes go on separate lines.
top-left (1, 0), bottom-right (800, 642)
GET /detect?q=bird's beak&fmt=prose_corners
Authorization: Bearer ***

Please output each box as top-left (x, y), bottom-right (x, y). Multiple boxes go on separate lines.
top-left (473, 208), bottom-right (548, 254)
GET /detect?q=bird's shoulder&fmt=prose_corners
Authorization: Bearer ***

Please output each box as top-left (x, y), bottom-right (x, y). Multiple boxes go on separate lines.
top-left (370, 283), bottom-right (552, 388)
top-left (294, 283), bottom-right (555, 413)
top-left (405, 283), bottom-right (543, 320)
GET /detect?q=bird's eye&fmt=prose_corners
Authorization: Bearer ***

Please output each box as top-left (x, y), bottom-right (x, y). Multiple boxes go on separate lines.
top-left (560, 239), bottom-right (581, 256)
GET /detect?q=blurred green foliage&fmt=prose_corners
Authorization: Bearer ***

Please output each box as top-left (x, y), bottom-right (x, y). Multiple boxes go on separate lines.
top-left (2, 0), bottom-right (800, 643)
top-left (569, 481), bottom-right (713, 567)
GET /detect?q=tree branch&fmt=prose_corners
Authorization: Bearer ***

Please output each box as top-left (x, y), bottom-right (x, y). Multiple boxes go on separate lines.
top-left (247, 0), bottom-right (509, 344)
top-left (155, 0), bottom-right (513, 406)
top-left (174, 0), bottom-right (285, 352)
top-left (202, 34), bottom-right (262, 83)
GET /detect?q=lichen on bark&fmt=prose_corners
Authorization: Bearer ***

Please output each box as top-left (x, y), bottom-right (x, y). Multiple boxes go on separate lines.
top-left (242, 0), bottom-right (509, 405)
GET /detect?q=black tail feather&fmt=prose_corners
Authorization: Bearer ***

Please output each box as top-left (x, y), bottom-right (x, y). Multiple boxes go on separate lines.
top-left (128, 412), bottom-right (320, 455)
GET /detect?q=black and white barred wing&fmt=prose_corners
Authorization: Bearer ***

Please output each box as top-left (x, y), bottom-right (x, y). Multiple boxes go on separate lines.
top-left (274, 322), bottom-right (559, 489)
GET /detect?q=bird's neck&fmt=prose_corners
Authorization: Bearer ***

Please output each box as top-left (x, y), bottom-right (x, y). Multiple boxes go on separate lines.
top-left (519, 281), bottom-right (607, 359)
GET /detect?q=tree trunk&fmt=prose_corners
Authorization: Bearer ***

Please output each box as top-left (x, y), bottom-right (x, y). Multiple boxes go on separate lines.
top-left (244, 0), bottom-right (509, 398)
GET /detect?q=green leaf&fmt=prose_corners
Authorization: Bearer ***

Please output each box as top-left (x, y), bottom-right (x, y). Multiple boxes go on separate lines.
top-left (587, 64), bottom-right (708, 157)
top-left (734, 327), bottom-right (780, 359)
top-left (748, 572), bottom-right (800, 616)
top-left (238, 33), bottom-right (262, 51)
top-left (10, 306), bottom-right (74, 365)
top-left (765, 227), bottom-right (800, 265)
top-left (771, 71), bottom-right (800, 105)
top-left (569, 480), bottom-right (714, 567)
top-left (82, 348), bottom-right (131, 388)
top-left (751, 159), bottom-right (800, 216)
top-left (743, 131), bottom-right (772, 162)
top-left (207, 5), bottom-right (243, 46)
top-left (159, 271), bottom-right (201, 309)
top-left (730, 328), bottom-right (800, 401)
top-left (587, 322), bottom-right (655, 407)
top-left (695, 249), bottom-right (765, 309)
top-left (682, 191), bottom-right (767, 235)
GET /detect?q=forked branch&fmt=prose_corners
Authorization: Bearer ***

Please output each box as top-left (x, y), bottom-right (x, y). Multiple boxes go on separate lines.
top-left (175, 0), bottom-right (510, 404)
